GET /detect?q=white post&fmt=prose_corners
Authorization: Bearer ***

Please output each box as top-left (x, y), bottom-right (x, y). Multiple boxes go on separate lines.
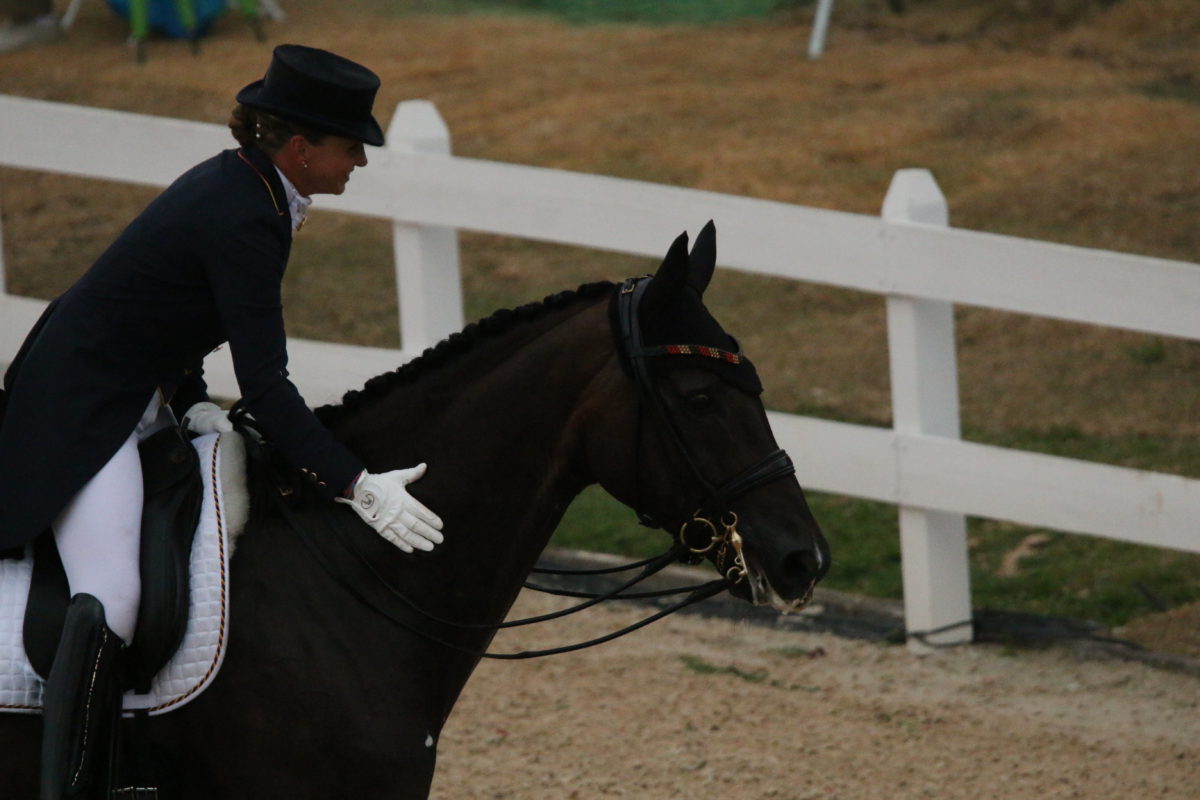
top-left (61, 0), bottom-right (85, 29)
top-left (0, 203), bottom-right (7, 294)
top-left (386, 100), bottom-right (464, 354)
top-left (883, 169), bottom-right (973, 649)
top-left (808, 0), bottom-right (835, 59)
top-left (255, 0), bottom-right (287, 21)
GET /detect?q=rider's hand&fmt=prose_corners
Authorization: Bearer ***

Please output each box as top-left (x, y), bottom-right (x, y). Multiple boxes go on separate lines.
top-left (182, 401), bottom-right (234, 435)
top-left (336, 464), bottom-right (444, 553)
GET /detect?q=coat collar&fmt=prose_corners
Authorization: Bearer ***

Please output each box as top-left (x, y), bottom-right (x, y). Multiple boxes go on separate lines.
top-left (273, 166), bottom-right (311, 233)
top-left (236, 146), bottom-right (290, 225)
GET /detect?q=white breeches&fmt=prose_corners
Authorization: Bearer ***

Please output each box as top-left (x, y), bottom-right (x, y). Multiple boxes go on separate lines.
top-left (52, 394), bottom-right (175, 644)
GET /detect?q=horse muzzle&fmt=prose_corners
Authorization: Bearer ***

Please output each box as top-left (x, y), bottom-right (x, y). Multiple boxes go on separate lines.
top-left (681, 512), bottom-right (829, 613)
top-left (740, 548), bottom-right (823, 613)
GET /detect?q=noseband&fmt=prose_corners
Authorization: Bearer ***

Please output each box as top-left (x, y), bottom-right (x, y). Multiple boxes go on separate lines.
top-left (615, 276), bottom-right (797, 583)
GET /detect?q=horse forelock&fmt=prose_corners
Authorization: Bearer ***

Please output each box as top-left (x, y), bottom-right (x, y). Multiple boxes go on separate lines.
top-left (315, 281), bottom-right (617, 427)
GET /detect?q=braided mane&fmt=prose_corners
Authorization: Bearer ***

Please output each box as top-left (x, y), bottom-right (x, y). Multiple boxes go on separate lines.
top-left (315, 281), bottom-right (616, 427)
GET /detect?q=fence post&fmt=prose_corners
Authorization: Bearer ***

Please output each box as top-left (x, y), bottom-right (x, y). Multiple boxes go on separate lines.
top-left (808, 0), bottom-right (835, 59)
top-left (386, 100), bottom-right (464, 353)
top-left (883, 169), bottom-right (974, 649)
top-left (0, 203), bottom-right (7, 294)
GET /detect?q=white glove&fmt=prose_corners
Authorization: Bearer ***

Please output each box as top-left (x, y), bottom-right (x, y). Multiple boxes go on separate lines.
top-left (183, 401), bottom-right (233, 435)
top-left (336, 464), bottom-right (444, 553)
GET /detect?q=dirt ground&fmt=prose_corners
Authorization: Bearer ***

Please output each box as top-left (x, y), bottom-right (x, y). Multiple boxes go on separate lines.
top-left (429, 589), bottom-right (1199, 800)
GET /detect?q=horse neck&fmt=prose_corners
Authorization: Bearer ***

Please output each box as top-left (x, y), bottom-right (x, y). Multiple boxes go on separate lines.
top-left (329, 293), bottom-right (617, 620)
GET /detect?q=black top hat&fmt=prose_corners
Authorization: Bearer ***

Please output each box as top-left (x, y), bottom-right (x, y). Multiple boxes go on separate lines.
top-left (237, 44), bottom-right (385, 147)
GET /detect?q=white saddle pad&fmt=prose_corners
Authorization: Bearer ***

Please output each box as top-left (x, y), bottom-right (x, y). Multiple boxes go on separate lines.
top-left (0, 431), bottom-right (248, 716)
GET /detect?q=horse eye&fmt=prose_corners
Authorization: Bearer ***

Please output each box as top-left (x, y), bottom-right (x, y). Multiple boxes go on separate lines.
top-left (685, 392), bottom-right (715, 413)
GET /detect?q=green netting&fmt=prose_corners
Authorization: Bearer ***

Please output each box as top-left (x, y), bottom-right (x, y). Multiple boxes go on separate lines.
top-left (465, 0), bottom-right (801, 24)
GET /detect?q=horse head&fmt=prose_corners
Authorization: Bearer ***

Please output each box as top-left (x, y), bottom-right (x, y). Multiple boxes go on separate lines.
top-left (589, 221), bottom-right (830, 612)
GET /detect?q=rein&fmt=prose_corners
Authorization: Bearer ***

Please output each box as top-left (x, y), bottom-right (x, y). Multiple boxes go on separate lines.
top-left (268, 483), bottom-right (730, 660)
top-left (236, 409), bottom-right (731, 661)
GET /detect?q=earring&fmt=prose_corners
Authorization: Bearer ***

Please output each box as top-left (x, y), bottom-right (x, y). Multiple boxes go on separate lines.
top-left (301, 160), bottom-right (309, 169)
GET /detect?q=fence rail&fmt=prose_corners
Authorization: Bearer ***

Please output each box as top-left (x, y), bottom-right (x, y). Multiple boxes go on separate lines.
top-left (2, 94), bottom-right (1197, 645)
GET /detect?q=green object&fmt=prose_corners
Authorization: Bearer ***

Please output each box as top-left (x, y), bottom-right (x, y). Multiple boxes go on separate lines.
top-left (174, 0), bottom-right (197, 33)
top-left (129, 0), bottom-right (197, 39)
top-left (130, 0), bottom-right (149, 38)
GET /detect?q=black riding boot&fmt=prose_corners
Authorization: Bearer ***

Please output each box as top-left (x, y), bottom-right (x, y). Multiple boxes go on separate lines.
top-left (40, 593), bottom-right (125, 800)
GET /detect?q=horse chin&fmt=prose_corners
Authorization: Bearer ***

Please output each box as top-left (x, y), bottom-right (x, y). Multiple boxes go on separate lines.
top-left (740, 555), bottom-right (815, 615)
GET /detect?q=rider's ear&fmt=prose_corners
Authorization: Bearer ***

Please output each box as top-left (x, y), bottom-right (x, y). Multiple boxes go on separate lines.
top-left (686, 220), bottom-right (717, 296)
top-left (642, 229), bottom-right (690, 315)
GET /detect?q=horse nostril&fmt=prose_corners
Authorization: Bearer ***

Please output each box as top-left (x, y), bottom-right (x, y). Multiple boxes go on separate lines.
top-left (784, 548), bottom-right (826, 584)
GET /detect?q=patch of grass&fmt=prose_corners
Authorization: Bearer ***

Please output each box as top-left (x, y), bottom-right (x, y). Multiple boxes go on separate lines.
top-left (285, 215), bottom-right (398, 347)
top-left (969, 426), bottom-right (1200, 478)
top-left (680, 655), bottom-right (769, 682)
top-left (1127, 336), bottom-right (1167, 365)
top-left (531, 0), bottom-right (791, 24)
top-left (969, 521), bottom-right (1200, 626)
top-left (935, 91), bottom-right (1040, 141)
top-left (550, 485), bottom-right (675, 559)
top-left (805, 492), bottom-right (903, 600)
top-left (812, 425), bottom-right (1200, 627)
top-left (383, 0), bottom-right (802, 24)
top-left (771, 645), bottom-right (827, 659)
top-left (1138, 77), bottom-right (1200, 106)
top-left (459, 234), bottom-right (657, 324)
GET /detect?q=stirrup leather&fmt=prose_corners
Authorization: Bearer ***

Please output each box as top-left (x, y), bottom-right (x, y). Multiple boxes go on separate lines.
top-left (40, 593), bottom-right (124, 800)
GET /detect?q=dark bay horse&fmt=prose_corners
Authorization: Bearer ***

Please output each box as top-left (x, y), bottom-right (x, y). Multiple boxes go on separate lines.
top-left (0, 223), bottom-right (828, 798)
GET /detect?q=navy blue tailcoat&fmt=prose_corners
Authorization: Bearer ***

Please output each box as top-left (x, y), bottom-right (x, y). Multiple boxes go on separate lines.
top-left (0, 145), bottom-right (365, 550)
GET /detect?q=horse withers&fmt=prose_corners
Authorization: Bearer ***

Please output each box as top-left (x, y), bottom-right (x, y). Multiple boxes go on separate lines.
top-left (0, 222), bottom-right (829, 798)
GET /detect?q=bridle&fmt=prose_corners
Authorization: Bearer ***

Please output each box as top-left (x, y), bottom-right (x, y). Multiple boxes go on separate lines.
top-left (613, 275), bottom-right (797, 584)
top-left (248, 277), bottom-right (800, 659)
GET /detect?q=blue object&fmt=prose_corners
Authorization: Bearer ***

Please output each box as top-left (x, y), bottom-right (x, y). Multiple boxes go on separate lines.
top-left (106, 0), bottom-right (227, 39)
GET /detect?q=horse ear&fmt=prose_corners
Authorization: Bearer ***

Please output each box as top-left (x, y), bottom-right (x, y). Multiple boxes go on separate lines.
top-left (686, 220), bottom-right (717, 295)
top-left (642, 229), bottom-right (690, 314)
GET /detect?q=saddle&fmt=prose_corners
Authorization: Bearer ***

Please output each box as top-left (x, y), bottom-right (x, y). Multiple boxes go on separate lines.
top-left (21, 424), bottom-right (203, 693)
top-left (1, 425), bottom-right (247, 799)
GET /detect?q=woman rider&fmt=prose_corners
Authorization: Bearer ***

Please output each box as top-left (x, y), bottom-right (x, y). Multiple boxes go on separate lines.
top-left (0, 44), bottom-right (444, 799)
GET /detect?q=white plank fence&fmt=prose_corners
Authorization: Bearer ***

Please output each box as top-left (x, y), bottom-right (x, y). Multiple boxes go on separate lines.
top-left (2, 94), bottom-right (1198, 646)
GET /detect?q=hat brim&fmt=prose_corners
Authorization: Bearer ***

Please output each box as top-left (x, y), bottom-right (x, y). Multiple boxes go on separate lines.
top-left (237, 80), bottom-right (385, 147)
